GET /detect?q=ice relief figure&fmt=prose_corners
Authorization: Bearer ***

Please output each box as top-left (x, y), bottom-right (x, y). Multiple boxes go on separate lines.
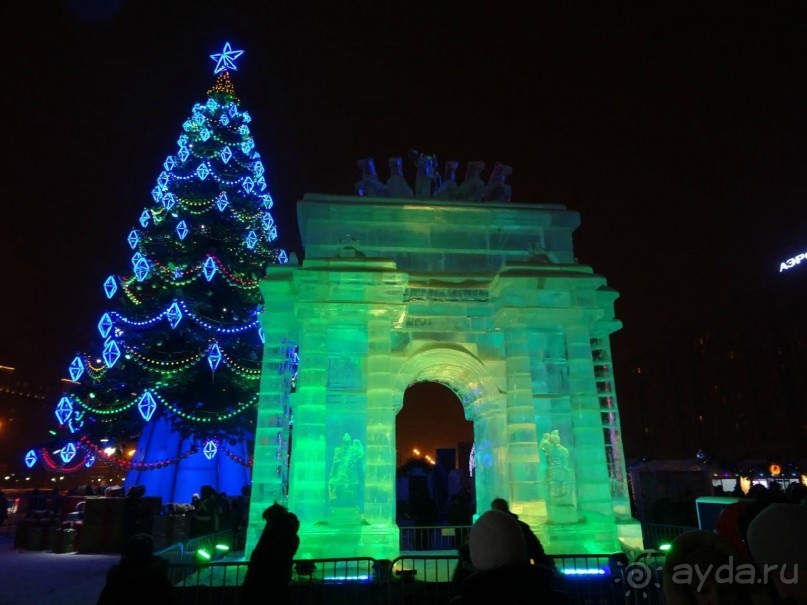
top-left (540, 429), bottom-right (579, 523)
top-left (328, 433), bottom-right (364, 505)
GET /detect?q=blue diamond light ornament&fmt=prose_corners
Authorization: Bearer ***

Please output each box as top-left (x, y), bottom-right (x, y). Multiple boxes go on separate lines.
top-left (193, 112), bottom-right (205, 126)
top-left (206, 98), bottom-right (218, 111)
top-left (139, 210), bottom-right (151, 228)
top-left (103, 340), bottom-right (121, 368)
top-left (138, 391), bottom-right (157, 421)
top-left (166, 302), bottom-right (182, 329)
top-left (97, 312), bottom-right (113, 338)
top-left (163, 193), bottom-right (177, 210)
top-left (134, 258), bottom-right (149, 281)
top-left (55, 396), bottom-right (73, 424)
top-left (253, 161), bottom-right (265, 177)
top-left (151, 186), bottom-right (164, 203)
top-left (261, 194), bottom-right (273, 209)
top-left (278, 250), bottom-right (289, 264)
top-left (261, 213), bottom-right (274, 231)
top-left (157, 171), bottom-right (169, 187)
top-left (220, 113), bottom-right (229, 126)
top-left (208, 343), bottom-right (222, 371)
top-left (178, 147), bottom-right (190, 162)
top-left (85, 455), bottom-right (95, 468)
top-left (215, 193), bottom-right (229, 212)
top-left (203, 257), bottom-right (218, 281)
top-left (25, 449), bottom-right (37, 468)
top-left (256, 175), bottom-right (267, 191)
top-left (199, 128), bottom-right (211, 142)
top-left (183, 120), bottom-right (192, 132)
top-left (60, 443), bottom-right (77, 464)
top-left (164, 156), bottom-right (176, 171)
top-left (176, 220), bottom-right (189, 240)
top-left (104, 276), bottom-right (117, 299)
top-left (178, 134), bottom-right (189, 147)
top-left (220, 146), bottom-right (232, 164)
top-left (258, 327), bottom-right (265, 344)
top-left (203, 440), bottom-right (218, 460)
top-left (245, 230), bottom-right (258, 249)
top-left (241, 138), bottom-right (254, 154)
top-left (69, 356), bottom-right (84, 381)
top-left (242, 176), bottom-right (254, 193)
top-left (127, 229), bottom-right (140, 250)
top-left (196, 163), bottom-right (210, 180)
top-left (239, 125), bottom-right (249, 136)
top-left (267, 226), bottom-right (278, 241)
top-left (242, 111), bottom-right (252, 124)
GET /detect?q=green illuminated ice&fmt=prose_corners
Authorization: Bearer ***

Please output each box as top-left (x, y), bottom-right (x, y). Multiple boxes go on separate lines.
top-left (246, 193), bottom-right (641, 559)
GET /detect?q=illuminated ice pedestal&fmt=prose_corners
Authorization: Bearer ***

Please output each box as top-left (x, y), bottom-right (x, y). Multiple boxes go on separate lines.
top-left (248, 194), bottom-right (640, 558)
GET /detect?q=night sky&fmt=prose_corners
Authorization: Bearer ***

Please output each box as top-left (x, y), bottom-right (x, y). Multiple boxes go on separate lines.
top-left (1, 3), bottom-right (805, 458)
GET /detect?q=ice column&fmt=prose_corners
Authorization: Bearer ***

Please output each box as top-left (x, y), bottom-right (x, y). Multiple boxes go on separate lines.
top-left (566, 326), bottom-right (612, 518)
top-left (504, 329), bottom-right (543, 522)
top-left (364, 319), bottom-right (396, 525)
top-left (247, 267), bottom-right (296, 556)
top-left (289, 317), bottom-right (329, 522)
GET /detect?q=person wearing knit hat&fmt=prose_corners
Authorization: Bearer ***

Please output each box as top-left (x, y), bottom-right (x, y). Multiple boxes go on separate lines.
top-left (747, 503), bottom-right (807, 604)
top-left (454, 510), bottom-right (553, 604)
top-left (469, 510), bottom-right (528, 570)
top-left (491, 498), bottom-right (556, 571)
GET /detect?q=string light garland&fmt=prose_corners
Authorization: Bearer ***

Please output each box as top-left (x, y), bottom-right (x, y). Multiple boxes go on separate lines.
top-left (221, 444), bottom-right (253, 467)
top-left (78, 437), bottom-right (200, 472)
top-left (105, 300), bottom-right (260, 334)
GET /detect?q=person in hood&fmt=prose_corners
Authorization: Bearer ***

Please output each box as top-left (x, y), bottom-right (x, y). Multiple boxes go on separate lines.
top-left (97, 533), bottom-right (178, 605)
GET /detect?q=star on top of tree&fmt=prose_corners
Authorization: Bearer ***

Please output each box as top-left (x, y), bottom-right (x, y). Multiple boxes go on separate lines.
top-left (210, 42), bottom-right (244, 74)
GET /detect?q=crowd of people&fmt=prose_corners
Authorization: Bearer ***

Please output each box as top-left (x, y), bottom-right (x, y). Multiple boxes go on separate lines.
top-left (663, 482), bottom-right (807, 604)
top-left (86, 482), bottom-right (806, 604)
top-left (188, 484), bottom-right (251, 542)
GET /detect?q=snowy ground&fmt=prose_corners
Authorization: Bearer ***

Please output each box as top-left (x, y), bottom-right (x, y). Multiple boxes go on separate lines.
top-left (0, 533), bottom-right (118, 605)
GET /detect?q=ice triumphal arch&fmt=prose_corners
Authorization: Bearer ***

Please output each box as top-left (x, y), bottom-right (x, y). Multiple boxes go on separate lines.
top-left (246, 192), bottom-right (641, 559)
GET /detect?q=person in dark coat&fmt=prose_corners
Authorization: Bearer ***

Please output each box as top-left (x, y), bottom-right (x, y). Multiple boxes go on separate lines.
top-left (97, 533), bottom-right (178, 605)
top-left (241, 502), bottom-right (300, 605)
top-left (191, 485), bottom-right (220, 536)
top-left (453, 510), bottom-right (553, 604)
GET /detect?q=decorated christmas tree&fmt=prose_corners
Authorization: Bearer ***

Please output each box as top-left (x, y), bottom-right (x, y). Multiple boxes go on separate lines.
top-left (28, 44), bottom-right (286, 500)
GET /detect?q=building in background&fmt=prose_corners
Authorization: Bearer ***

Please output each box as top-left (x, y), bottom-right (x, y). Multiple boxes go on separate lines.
top-left (619, 263), bottom-right (806, 463)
